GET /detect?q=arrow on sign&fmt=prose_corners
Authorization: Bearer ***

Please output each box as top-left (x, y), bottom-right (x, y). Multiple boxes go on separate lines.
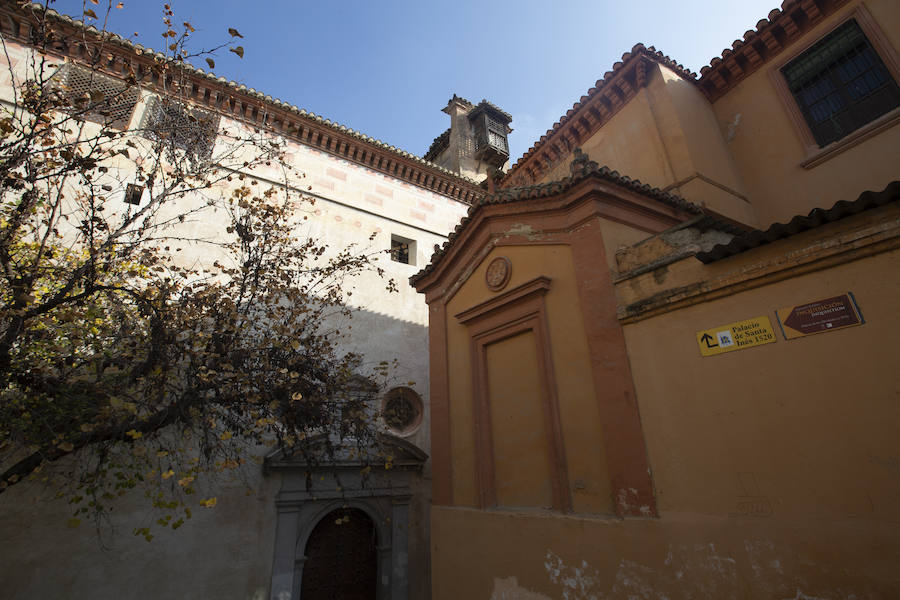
top-left (700, 333), bottom-right (718, 348)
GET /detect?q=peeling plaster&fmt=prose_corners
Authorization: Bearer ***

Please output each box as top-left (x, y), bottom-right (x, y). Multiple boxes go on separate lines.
top-left (540, 540), bottom-right (845, 599)
top-left (783, 590), bottom-right (829, 600)
top-left (546, 550), bottom-right (601, 600)
top-left (490, 576), bottom-right (552, 600)
top-left (505, 223), bottom-right (542, 241)
top-left (529, 543), bottom-right (876, 600)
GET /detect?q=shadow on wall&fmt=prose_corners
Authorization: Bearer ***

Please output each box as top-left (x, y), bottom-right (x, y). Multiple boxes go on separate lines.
top-left (0, 306), bottom-right (432, 600)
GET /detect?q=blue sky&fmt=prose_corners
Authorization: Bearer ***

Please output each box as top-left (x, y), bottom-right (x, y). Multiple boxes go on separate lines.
top-left (49, 0), bottom-right (780, 163)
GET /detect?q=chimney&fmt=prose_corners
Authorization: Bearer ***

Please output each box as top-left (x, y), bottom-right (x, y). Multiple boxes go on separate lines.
top-left (423, 94), bottom-right (512, 183)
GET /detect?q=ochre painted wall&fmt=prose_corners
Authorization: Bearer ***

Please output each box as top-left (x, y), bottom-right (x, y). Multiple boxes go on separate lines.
top-left (445, 244), bottom-right (614, 514)
top-left (534, 65), bottom-right (756, 226)
top-left (712, 0), bottom-right (900, 227)
top-left (431, 505), bottom-right (900, 599)
top-left (625, 251), bottom-right (900, 521)
top-left (428, 195), bottom-right (900, 599)
top-left (430, 241), bottom-right (900, 599)
top-left (519, 0), bottom-right (900, 230)
top-left (537, 87), bottom-right (674, 188)
top-left (486, 331), bottom-right (553, 508)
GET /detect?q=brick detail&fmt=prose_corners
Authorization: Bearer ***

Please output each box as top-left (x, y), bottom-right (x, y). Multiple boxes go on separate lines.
top-left (326, 167), bottom-right (347, 181)
top-left (312, 178), bottom-right (334, 191)
top-left (375, 184), bottom-right (394, 198)
top-left (409, 209), bottom-right (427, 222)
top-left (364, 193), bottom-right (384, 207)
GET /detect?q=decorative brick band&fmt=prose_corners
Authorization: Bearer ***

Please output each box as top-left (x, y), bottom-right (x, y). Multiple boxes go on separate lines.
top-left (0, 3), bottom-right (485, 205)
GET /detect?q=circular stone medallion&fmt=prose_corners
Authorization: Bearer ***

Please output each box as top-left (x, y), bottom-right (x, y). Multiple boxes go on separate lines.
top-left (485, 256), bottom-right (512, 291)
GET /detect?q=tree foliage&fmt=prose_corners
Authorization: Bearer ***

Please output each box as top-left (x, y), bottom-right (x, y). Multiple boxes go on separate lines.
top-left (0, 1), bottom-right (391, 536)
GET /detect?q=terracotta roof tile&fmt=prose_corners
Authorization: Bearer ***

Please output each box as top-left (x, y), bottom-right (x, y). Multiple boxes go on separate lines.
top-left (695, 181), bottom-right (900, 263)
top-left (424, 128), bottom-right (450, 162)
top-left (448, 94), bottom-right (512, 122)
top-left (5, 3), bottom-right (484, 201)
top-left (697, 0), bottom-right (850, 100)
top-left (411, 150), bottom-right (701, 286)
top-left (503, 44), bottom-right (696, 185)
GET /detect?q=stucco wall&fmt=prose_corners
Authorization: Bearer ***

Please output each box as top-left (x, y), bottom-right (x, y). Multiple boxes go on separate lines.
top-left (431, 505), bottom-right (900, 599)
top-left (444, 243), bottom-right (616, 513)
top-left (623, 246), bottom-right (900, 523)
top-left (711, 0), bottom-right (900, 227)
top-left (426, 187), bottom-right (900, 598)
top-left (0, 36), bottom-right (471, 599)
top-left (534, 65), bottom-right (755, 226)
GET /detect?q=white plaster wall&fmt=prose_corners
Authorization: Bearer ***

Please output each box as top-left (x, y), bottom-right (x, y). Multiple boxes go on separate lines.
top-left (0, 38), bottom-right (469, 598)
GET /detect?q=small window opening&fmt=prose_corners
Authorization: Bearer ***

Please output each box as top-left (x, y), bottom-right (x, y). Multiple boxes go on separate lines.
top-left (390, 234), bottom-right (415, 265)
top-left (124, 183), bottom-right (144, 205)
top-left (47, 63), bottom-right (140, 130)
top-left (782, 19), bottom-right (900, 147)
top-left (139, 96), bottom-right (219, 161)
top-left (382, 387), bottom-right (423, 435)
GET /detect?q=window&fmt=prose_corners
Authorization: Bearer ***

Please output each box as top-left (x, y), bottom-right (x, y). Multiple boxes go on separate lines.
top-left (48, 63), bottom-right (140, 129)
top-left (473, 113), bottom-right (509, 155)
top-left (470, 111), bottom-right (510, 167)
top-left (782, 19), bottom-right (900, 147)
top-left (123, 183), bottom-right (144, 205)
top-left (381, 387), bottom-right (423, 435)
top-left (139, 96), bottom-right (219, 160)
top-left (390, 234), bottom-right (415, 265)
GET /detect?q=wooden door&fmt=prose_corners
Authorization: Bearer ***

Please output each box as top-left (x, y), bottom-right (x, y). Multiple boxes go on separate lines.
top-left (300, 507), bottom-right (377, 600)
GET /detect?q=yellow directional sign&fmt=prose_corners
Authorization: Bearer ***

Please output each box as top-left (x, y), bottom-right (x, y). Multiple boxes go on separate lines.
top-left (696, 316), bottom-right (777, 357)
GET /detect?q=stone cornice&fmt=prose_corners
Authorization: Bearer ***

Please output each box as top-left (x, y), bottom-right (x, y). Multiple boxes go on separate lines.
top-left (0, 3), bottom-right (484, 204)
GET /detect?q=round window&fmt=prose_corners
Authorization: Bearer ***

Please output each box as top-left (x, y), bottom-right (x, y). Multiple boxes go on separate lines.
top-left (381, 387), bottom-right (423, 435)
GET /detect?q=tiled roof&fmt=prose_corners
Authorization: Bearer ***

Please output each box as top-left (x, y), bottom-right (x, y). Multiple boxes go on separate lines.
top-left (424, 128), bottom-right (450, 162)
top-left (697, 0), bottom-right (850, 101)
top-left (468, 99), bottom-right (513, 123)
top-left (502, 44), bottom-right (696, 186)
top-left (505, 1), bottom-right (852, 186)
top-left (2, 3), bottom-right (485, 203)
top-left (448, 94), bottom-right (513, 122)
top-left (411, 150), bottom-right (701, 285)
top-left (695, 180), bottom-right (900, 263)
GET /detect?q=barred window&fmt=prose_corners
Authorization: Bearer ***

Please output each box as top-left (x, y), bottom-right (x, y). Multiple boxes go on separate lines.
top-left (123, 183), bottom-right (144, 205)
top-left (139, 96), bottom-right (219, 160)
top-left (48, 63), bottom-right (139, 129)
top-left (472, 113), bottom-right (509, 155)
top-left (782, 19), bottom-right (900, 147)
top-left (390, 234), bottom-right (415, 266)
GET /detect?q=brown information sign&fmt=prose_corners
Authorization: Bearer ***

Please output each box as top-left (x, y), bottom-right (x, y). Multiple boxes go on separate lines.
top-left (776, 293), bottom-right (863, 339)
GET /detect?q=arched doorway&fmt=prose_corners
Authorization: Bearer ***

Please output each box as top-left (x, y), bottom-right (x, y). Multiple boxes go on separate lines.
top-left (300, 507), bottom-right (377, 600)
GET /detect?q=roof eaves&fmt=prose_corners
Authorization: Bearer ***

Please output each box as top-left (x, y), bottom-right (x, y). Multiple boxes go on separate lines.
top-left (469, 99), bottom-right (513, 123)
top-left (503, 44), bottom-right (696, 185)
top-left (695, 180), bottom-right (900, 263)
top-left (423, 128), bottom-right (450, 162)
top-left (411, 152), bottom-right (701, 286)
top-left (9, 3), bottom-right (483, 199)
top-left (697, 0), bottom-right (850, 100)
